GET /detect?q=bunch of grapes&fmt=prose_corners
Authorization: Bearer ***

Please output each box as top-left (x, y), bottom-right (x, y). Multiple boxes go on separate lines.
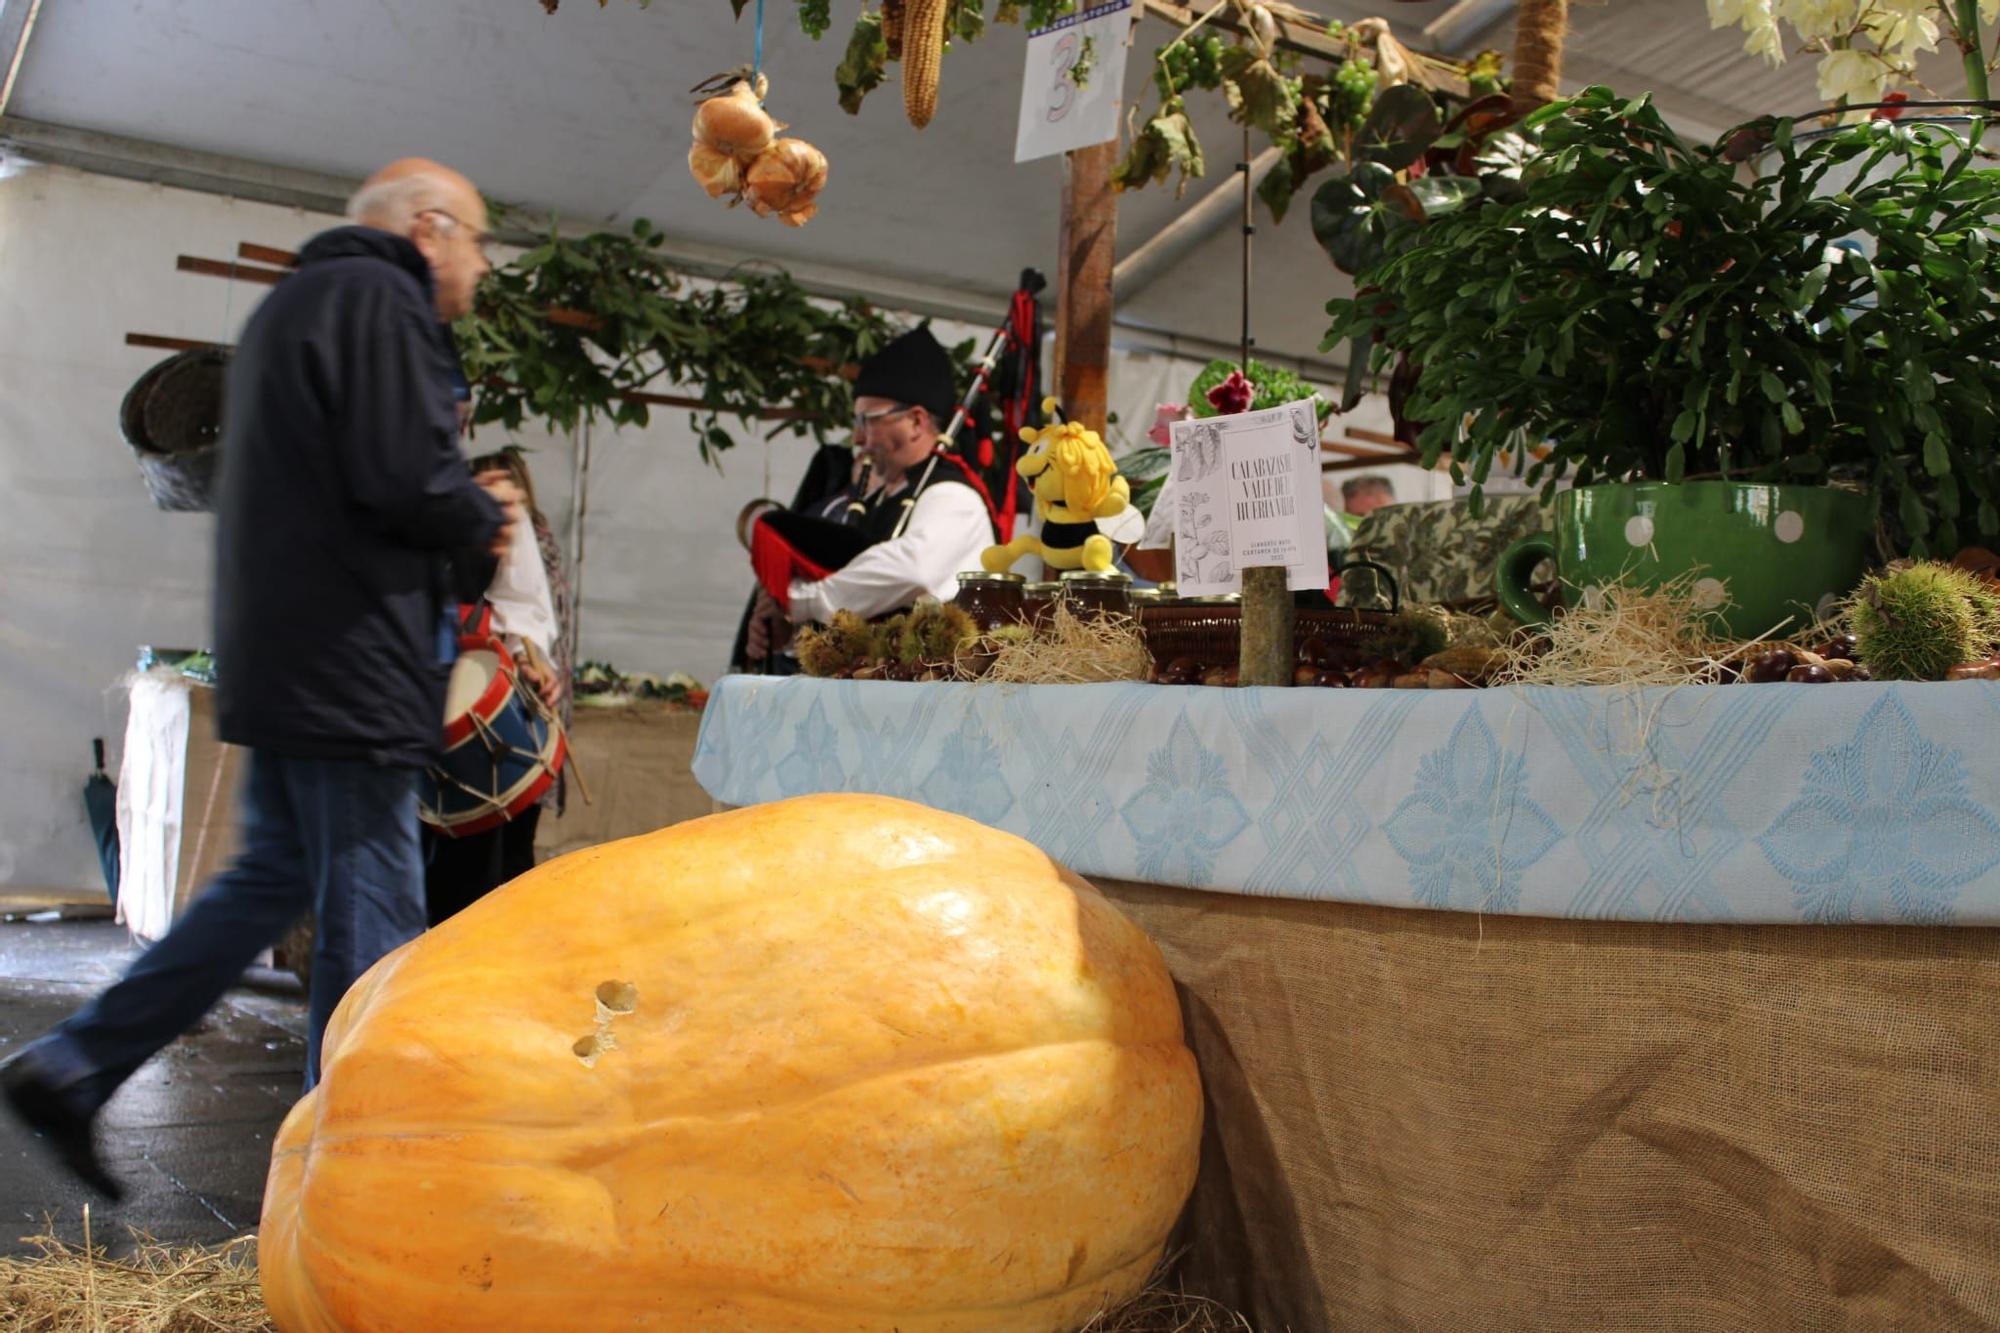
top-left (1153, 32), bottom-right (1226, 97)
top-left (1328, 54), bottom-right (1375, 132)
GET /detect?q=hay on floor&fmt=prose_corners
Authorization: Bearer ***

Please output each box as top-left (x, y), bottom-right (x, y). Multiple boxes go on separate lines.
top-left (2, 1216), bottom-right (1254, 1332)
top-left (0, 1210), bottom-right (269, 1332)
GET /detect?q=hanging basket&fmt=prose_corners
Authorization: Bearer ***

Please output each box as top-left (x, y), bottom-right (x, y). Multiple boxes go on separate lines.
top-left (121, 348), bottom-right (228, 512)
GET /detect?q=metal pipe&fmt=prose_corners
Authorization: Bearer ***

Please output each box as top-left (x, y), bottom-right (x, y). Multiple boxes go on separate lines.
top-left (0, 0), bottom-right (46, 120)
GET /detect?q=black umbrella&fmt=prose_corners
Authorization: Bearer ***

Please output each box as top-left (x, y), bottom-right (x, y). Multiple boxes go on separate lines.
top-left (84, 739), bottom-right (119, 905)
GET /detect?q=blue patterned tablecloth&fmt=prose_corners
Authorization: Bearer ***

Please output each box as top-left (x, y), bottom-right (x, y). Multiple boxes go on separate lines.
top-left (691, 675), bottom-right (2000, 926)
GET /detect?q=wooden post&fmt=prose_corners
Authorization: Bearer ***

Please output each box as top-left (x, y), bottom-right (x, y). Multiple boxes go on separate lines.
top-left (1231, 124), bottom-right (1294, 687)
top-left (1055, 142), bottom-right (1117, 436)
top-left (1240, 567), bottom-right (1295, 687)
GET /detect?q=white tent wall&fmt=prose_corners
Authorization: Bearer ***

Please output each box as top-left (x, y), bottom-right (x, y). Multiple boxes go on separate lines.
top-left (2, 162), bottom-right (1421, 893)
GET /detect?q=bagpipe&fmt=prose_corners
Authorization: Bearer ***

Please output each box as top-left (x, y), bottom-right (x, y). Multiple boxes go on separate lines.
top-left (734, 270), bottom-right (1048, 623)
top-left (418, 604), bottom-right (568, 839)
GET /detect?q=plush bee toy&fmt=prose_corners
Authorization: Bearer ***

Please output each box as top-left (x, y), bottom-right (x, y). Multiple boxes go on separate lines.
top-left (980, 399), bottom-right (1139, 574)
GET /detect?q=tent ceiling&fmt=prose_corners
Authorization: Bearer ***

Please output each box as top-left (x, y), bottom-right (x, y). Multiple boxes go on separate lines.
top-left (4, 0), bottom-right (1974, 365)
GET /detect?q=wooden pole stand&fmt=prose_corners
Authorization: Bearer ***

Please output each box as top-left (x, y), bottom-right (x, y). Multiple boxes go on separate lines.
top-left (1239, 566), bottom-right (1295, 686)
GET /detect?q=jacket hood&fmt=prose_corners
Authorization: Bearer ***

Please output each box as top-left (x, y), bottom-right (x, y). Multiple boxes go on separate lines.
top-left (296, 225), bottom-right (434, 293)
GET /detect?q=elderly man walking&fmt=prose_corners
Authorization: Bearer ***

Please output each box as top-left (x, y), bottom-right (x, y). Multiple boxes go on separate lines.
top-left (1, 159), bottom-right (514, 1200)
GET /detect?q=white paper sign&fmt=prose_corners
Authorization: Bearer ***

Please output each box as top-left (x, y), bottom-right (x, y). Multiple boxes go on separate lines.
top-left (1169, 399), bottom-right (1330, 597)
top-left (1014, 0), bottom-right (1135, 164)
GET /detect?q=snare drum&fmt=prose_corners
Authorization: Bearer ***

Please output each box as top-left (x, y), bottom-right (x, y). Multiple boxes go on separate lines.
top-left (420, 630), bottom-right (568, 839)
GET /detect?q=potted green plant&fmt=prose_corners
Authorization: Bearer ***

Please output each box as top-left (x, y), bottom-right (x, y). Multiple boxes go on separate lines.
top-left (1324, 86), bottom-right (2000, 636)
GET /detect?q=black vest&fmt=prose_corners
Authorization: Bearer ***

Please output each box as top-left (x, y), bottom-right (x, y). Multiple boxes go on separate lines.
top-left (842, 457), bottom-right (998, 545)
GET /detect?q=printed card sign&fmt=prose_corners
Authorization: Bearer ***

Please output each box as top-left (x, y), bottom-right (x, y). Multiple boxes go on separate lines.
top-left (1168, 398), bottom-right (1329, 597)
top-left (1014, 0), bottom-right (1135, 164)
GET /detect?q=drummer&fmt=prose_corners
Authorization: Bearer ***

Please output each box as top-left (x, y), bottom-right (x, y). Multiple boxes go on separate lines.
top-left (747, 327), bottom-right (996, 659)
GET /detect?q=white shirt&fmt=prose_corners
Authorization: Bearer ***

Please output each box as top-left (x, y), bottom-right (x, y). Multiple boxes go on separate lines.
top-left (788, 481), bottom-right (991, 623)
top-left (486, 511), bottom-right (557, 660)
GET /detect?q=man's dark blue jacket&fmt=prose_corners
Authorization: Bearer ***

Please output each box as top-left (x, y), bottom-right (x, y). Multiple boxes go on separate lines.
top-left (213, 226), bottom-right (501, 766)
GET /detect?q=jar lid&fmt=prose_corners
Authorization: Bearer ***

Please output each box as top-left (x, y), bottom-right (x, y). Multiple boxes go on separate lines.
top-left (956, 570), bottom-right (1026, 585)
top-left (1023, 582), bottom-right (1061, 597)
top-left (1129, 589), bottom-right (1164, 605)
top-left (1058, 570), bottom-right (1133, 585)
top-left (1185, 594), bottom-right (1242, 604)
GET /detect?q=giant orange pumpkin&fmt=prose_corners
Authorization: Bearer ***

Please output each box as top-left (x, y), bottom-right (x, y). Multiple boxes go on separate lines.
top-left (259, 794), bottom-right (1203, 1330)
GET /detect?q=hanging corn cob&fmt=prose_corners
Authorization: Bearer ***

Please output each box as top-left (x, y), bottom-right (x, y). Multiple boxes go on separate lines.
top-left (883, 0), bottom-right (906, 61)
top-left (902, 0), bottom-right (946, 128)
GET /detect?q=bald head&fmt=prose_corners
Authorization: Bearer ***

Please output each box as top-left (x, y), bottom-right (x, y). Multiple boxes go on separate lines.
top-left (345, 158), bottom-right (491, 321)
top-left (346, 158), bottom-right (484, 231)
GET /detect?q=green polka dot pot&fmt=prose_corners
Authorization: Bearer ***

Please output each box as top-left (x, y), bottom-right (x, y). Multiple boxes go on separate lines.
top-left (1496, 482), bottom-right (1875, 639)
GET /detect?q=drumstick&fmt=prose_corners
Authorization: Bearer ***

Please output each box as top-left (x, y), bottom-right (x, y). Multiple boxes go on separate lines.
top-left (521, 638), bottom-right (595, 808)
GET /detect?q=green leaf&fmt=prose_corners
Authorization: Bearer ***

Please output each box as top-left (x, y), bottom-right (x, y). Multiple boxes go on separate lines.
top-left (1665, 442), bottom-right (1686, 482)
top-left (1797, 262), bottom-right (1830, 310)
top-left (1219, 48), bottom-right (1300, 139)
top-left (1112, 95), bottom-right (1205, 196)
top-left (1352, 84), bottom-right (1440, 170)
top-left (1341, 332), bottom-right (1371, 411)
top-left (1923, 433), bottom-right (1951, 476)
top-left (835, 11), bottom-right (888, 115)
top-left (1257, 156), bottom-right (1298, 223)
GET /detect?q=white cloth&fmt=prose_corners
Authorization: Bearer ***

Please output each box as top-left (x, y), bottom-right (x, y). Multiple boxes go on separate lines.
top-left (486, 509), bottom-right (557, 659)
top-left (116, 672), bottom-right (191, 942)
top-left (788, 481), bottom-right (992, 623)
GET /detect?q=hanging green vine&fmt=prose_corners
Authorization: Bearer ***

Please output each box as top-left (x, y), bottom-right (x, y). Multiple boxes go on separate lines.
top-left (457, 218), bottom-right (942, 461)
top-left (460, 219), bottom-right (976, 462)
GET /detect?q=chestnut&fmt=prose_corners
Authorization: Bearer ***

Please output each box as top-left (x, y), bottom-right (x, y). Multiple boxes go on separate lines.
top-left (1786, 664), bottom-right (1835, 684)
top-left (1816, 634), bottom-right (1860, 662)
top-left (1201, 666), bottom-right (1240, 688)
top-left (1314, 668), bottom-right (1350, 688)
top-left (1298, 636), bottom-right (1334, 669)
top-left (1745, 649), bottom-right (1798, 683)
top-left (1294, 664), bottom-right (1322, 687)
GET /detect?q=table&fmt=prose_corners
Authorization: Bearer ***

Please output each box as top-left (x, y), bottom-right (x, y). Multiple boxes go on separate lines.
top-left (116, 679), bottom-right (713, 944)
top-left (693, 675), bottom-right (2000, 1331)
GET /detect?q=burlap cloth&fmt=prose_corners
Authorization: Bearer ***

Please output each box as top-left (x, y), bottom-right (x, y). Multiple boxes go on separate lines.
top-left (1093, 878), bottom-right (2000, 1333)
top-left (534, 703), bottom-right (711, 860)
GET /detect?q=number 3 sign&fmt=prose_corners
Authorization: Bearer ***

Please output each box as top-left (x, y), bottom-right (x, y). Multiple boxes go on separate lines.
top-left (1013, 0), bottom-right (1135, 164)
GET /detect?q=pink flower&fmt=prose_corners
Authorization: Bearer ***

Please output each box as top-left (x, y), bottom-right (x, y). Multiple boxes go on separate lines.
top-left (1147, 403), bottom-right (1192, 447)
top-left (1206, 370), bottom-right (1255, 416)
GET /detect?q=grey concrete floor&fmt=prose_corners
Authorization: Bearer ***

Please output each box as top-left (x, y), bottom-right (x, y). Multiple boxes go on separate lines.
top-left (0, 918), bottom-right (306, 1256)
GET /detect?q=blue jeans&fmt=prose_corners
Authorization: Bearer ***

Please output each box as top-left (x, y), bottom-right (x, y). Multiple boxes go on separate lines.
top-left (24, 750), bottom-right (425, 1107)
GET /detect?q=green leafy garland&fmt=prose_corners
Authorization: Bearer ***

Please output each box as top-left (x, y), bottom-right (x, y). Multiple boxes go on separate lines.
top-left (457, 218), bottom-right (930, 461)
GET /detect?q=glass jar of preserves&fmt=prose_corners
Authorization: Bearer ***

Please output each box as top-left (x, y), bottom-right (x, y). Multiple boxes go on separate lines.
top-left (1023, 581), bottom-right (1060, 629)
top-left (952, 571), bottom-right (1027, 632)
top-left (1057, 570), bottom-right (1134, 620)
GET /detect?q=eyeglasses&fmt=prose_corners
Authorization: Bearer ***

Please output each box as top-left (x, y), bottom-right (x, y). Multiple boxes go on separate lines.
top-left (417, 208), bottom-right (496, 258)
top-left (854, 404), bottom-right (918, 432)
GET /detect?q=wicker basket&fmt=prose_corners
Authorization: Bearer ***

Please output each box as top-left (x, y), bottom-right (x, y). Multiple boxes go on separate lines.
top-left (121, 348), bottom-right (228, 512)
top-left (1141, 561), bottom-right (1402, 672)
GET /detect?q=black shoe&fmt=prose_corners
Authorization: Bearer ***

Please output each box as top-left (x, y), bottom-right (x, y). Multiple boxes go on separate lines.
top-left (0, 1051), bottom-right (124, 1202)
